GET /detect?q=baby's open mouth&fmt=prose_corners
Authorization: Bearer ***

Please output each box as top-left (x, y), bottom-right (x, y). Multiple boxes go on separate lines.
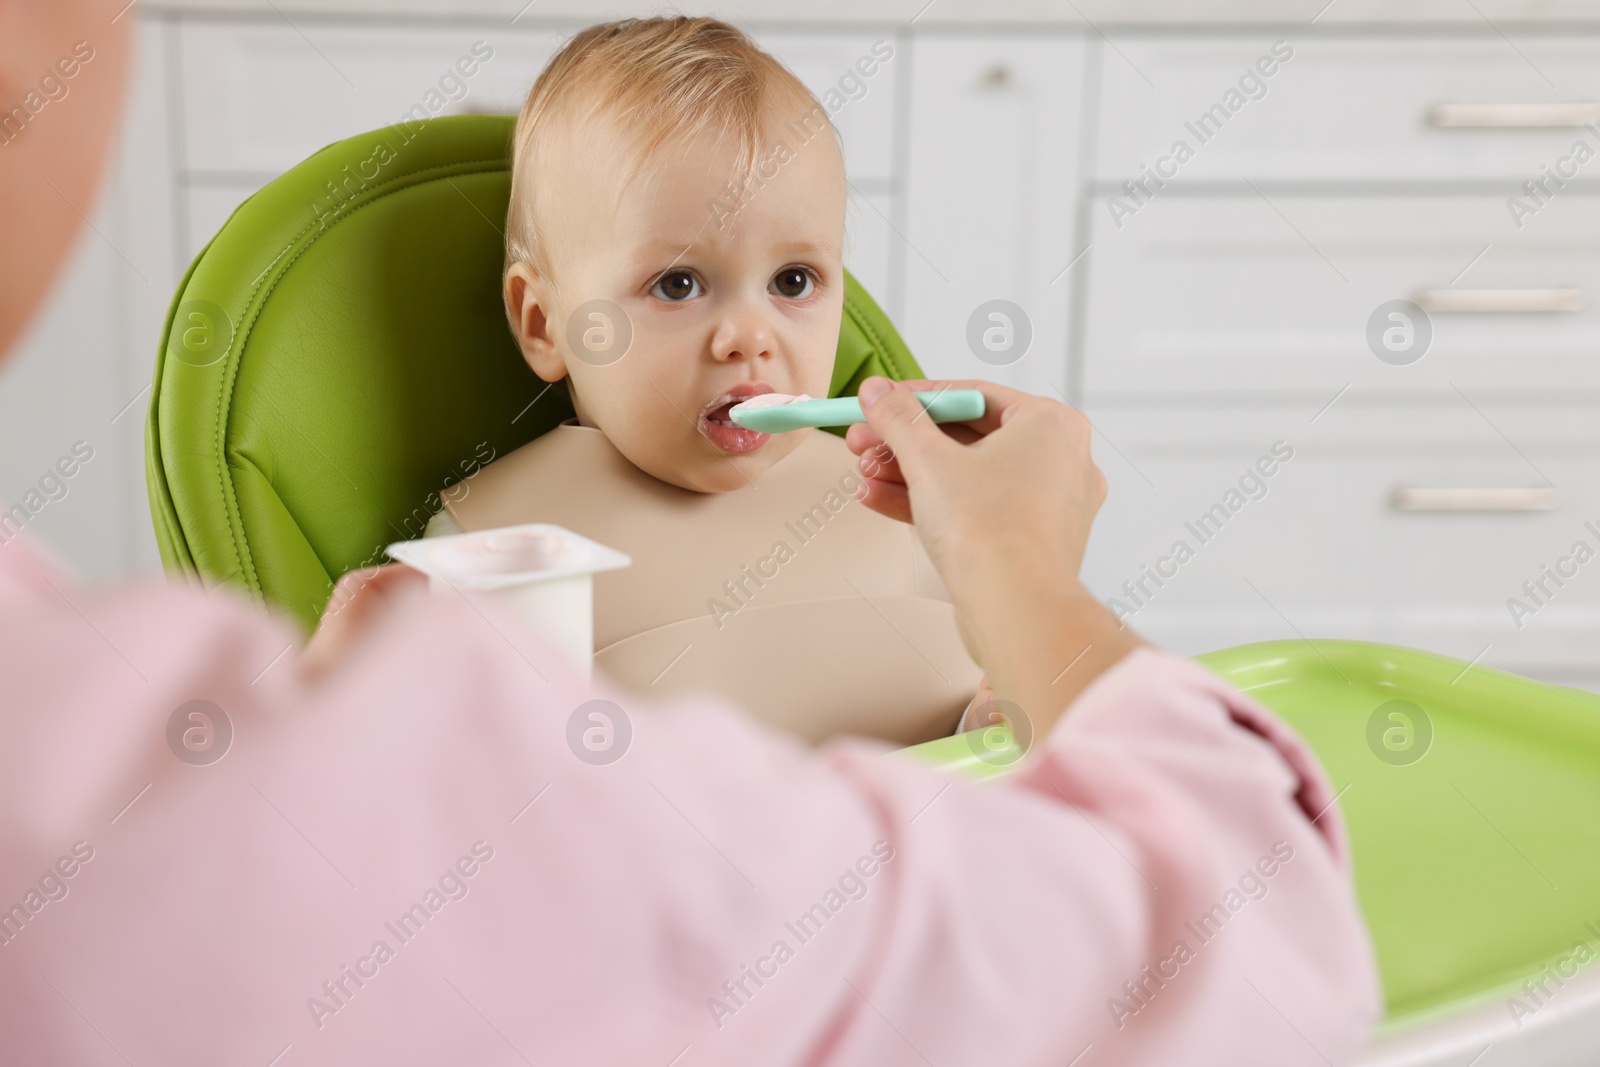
top-left (699, 382), bottom-right (776, 455)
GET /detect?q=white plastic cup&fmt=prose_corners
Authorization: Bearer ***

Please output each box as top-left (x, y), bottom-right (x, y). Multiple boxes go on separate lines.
top-left (385, 523), bottom-right (631, 680)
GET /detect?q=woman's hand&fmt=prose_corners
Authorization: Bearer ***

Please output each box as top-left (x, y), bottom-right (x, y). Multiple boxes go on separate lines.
top-left (302, 564), bottom-right (428, 676)
top-left (958, 676), bottom-right (997, 733)
top-left (846, 377), bottom-right (1140, 735)
top-left (847, 378), bottom-right (1106, 597)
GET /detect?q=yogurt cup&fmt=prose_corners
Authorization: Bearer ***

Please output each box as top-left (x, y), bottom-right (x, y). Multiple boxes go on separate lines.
top-left (386, 523), bottom-right (631, 678)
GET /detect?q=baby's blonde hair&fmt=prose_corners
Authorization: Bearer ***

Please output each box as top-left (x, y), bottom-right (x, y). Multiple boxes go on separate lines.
top-left (504, 16), bottom-right (831, 280)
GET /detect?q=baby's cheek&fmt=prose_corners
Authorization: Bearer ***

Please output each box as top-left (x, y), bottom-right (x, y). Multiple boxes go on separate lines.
top-left (627, 415), bottom-right (682, 466)
top-left (619, 415), bottom-right (707, 488)
top-left (803, 339), bottom-right (836, 395)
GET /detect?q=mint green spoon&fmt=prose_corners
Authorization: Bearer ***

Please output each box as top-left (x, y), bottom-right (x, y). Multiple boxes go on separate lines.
top-left (729, 389), bottom-right (985, 432)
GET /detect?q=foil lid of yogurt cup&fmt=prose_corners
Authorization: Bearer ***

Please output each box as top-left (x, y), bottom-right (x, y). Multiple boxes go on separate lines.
top-left (386, 522), bottom-right (631, 590)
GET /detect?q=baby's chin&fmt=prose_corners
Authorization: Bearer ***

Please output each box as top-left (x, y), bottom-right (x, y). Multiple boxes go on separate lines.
top-left (622, 431), bottom-right (801, 493)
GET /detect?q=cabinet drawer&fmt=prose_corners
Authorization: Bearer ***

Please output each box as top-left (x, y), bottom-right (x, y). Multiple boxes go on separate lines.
top-left (1081, 406), bottom-right (1600, 668)
top-left (1095, 34), bottom-right (1600, 183)
top-left (845, 189), bottom-right (894, 313)
top-left (899, 34), bottom-right (1087, 394)
top-left (1082, 192), bottom-right (1600, 399)
top-left (184, 183), bottom-right (256, 261)
top-left (177, 22), bottom-right (897, 183)
top-left (178, 22), bottom-right (564, 176)
top-left (756, 32), bottom-right (900, 185)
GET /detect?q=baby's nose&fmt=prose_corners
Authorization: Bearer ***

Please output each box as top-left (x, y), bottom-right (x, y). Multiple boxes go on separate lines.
top-left (710, 313), bottom-right (775, 362)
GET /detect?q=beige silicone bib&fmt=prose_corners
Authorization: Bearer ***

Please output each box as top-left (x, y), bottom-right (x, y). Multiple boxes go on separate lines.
top-left (447, 422), bottom-right (981, 744)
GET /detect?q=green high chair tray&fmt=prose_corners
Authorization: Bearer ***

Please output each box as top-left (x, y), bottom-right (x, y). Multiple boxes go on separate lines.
top-left (147, 114), bottom-right (1600, 1048)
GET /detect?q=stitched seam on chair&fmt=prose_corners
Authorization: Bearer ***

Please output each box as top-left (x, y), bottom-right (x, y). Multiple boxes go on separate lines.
top-left (844, 286), bottom-right (908, 382)
top-left (218, 156), bottom-right (511, 595)
top-left (214, 155), bottom-right (511, 600)
top-left (152, 223), bottom-right (222, 587)
top-left (842, 288), bottom-right (912, 383)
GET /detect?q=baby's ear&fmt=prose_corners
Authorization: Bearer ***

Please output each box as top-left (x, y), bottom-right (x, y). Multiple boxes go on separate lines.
top-left (504, 263), bottom-right (565, 381)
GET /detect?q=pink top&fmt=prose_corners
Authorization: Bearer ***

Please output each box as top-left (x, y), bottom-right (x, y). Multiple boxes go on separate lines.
top-left (0, 536), bottom-right (1380, 1065)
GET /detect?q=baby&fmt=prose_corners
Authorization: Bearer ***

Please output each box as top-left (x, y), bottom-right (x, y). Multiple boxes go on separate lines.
top-left (428, 17), bottom-right (984, 745)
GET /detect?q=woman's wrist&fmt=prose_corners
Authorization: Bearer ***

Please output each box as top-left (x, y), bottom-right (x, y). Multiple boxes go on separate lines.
top-left (957, 567), bottom-right (1142, 742)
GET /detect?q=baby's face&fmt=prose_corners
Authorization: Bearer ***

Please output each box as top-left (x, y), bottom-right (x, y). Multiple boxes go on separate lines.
top-left (510, 100), bottom-right (847, 493)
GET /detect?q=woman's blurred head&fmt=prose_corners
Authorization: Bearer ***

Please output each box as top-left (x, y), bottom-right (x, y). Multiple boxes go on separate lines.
top-left (0, 0), bottom-right (129, 363)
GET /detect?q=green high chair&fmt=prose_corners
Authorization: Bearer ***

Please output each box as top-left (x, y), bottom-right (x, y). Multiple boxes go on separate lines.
top-left (145, 114), bottom-right (919, 634)
top-left (147, 115), bottom-right (1600, 1063)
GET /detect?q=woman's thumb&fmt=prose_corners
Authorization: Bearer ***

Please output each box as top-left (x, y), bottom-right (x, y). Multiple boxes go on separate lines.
top-left (859, 377), bottom-right (945, 461)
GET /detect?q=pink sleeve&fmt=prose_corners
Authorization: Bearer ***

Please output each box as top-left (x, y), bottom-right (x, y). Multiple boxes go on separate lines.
top-left (0, 540), bottom-right (1379, 1066)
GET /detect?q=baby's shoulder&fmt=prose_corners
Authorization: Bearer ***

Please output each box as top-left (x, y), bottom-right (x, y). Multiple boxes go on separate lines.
top-left (471, 424), bottom-right (608, 491)
top-left (443, 424), bottom-right (611, 531)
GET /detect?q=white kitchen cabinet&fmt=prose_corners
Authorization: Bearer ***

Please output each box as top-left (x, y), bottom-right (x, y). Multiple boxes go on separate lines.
top-left (898, 32), bottom-right (1086, 395)
top-left (756, 32), bottom-right (901, 185)
top-left (0, 20), bottom-right (176, 582)
top-left (0, 223), bottom-right (133, 583)
top-left (174, 22), bottom-right (903, 179)
top-left (176, 21), bottom-right (565, 176)
top-left (183, 182), bottom-right (258, 262)
top-left (1074, 32), bottom-right (1600, 687)
top-left (1082, 404), bottom-right (1600, 680)
top-left (172, 21), bottom-right (898, 177)
top-left (844, 188), bottom-right (894, 311)
top-left (1080, 190), bottom-right (1600, 399)
top-left (1094, 32), bottom-right (1600, 183)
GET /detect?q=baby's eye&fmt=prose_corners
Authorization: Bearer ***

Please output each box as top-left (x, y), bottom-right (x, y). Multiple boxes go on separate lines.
top-left (770, 266), bottom-right (816, 300)
top-left (651, 270), bottom-right (702, 302)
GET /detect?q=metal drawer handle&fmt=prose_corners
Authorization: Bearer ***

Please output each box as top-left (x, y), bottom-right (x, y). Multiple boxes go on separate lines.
top-left (1428, 102), bottom-right (1600, 127)
top-left (1391, 487), bottom-right (1557, 512)
top-left (979, 63), bottom-right (1013, 90)
top-left (1414, 288), bottom-right (1585, 313)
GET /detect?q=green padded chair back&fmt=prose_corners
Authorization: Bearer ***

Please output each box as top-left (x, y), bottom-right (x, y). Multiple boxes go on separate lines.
top-left (145, 115), bottom-right (922, 635)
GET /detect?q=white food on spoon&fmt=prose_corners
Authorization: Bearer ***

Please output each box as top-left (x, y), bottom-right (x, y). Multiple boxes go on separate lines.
top-left (729, 392), bottom-right (812, 416)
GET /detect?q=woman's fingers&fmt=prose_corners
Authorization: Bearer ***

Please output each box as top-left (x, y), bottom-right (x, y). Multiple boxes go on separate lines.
top-left (853, 475), bottom-right (913, 524)
top-left (848, 422), bottom-right (983, 456)
top-left (846, 381), bottom-right (1013, 456)
top-left (857, 441), bottom-right (901, 485)
top-left (843, 421), bottom-right (877, 456)
top-left (845, 377), bottom-right (1028, 527)
top-left (848, 435), bottom-right (913, 523)
top-left (304, 563), bottom-right (427, 674)
top-left (855, 375), bottom-right (1108, 601)
top-left (958, 675), bottom-right (998, 732)
top-left (878, 378), bottom-right (1036, 438)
